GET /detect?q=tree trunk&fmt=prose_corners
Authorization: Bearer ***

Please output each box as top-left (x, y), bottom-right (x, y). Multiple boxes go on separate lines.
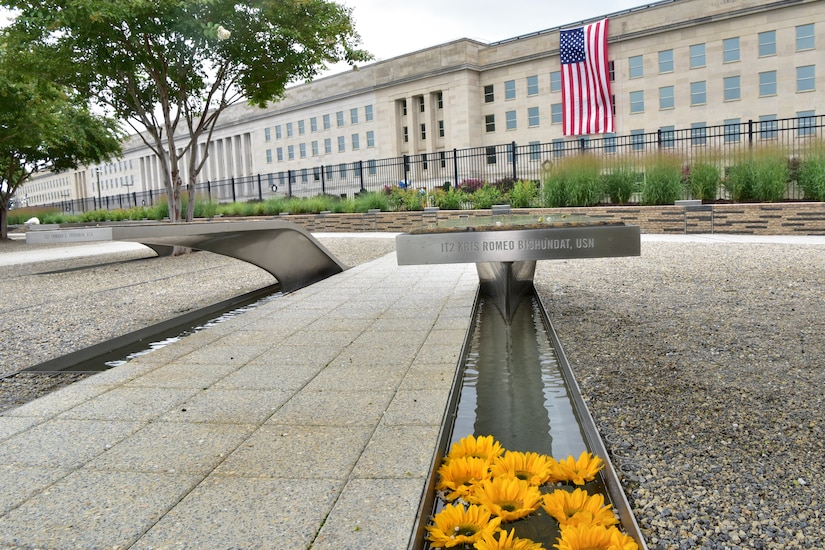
top-left (0, 207), bottom-right (8, 241)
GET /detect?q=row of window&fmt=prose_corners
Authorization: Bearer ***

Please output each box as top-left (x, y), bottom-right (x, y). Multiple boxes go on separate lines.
top-left (631, 24), bottom-right (816, 78)
top-left (629, 65), bottom-right (816, 114)
top-left (399, 92), bottom-right (445, 115)
top-left (264, 105), bottom-right (375, 142)
top-left (401, 121), bottom-right (446, 142)
top-left (265, 131), bottom-right (377, 163)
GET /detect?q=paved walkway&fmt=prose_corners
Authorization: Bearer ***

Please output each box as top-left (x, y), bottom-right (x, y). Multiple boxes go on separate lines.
top-left (0, 249), bottom-right (478, 549)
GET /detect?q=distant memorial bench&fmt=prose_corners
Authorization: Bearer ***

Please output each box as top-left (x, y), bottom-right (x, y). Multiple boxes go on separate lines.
top-left (25, 220), bottom-right (347, 292)
top-left (396, 213), bottom-right (641, 319)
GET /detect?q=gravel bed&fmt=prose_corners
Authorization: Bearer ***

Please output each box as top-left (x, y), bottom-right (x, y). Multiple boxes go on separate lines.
top-left (2, 235), bottom-right (824, 547)
top-left (534, 242), bottom-right (825, 549)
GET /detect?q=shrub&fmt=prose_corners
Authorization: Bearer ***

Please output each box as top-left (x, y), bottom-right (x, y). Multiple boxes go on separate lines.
top-left (751, 150), bottom-right (789, 202)
top-left (355, 191), bottom-right (390, 212)
top-left (641, 155), bottom-right (683, 205)
top-left (492, 176), bottom-right (516, 193)
top-left (797, 150), bottom-right (825, 201)
top-left (601, 163), bottom-right (638, 205)
top-left (458, 178), bottom-right (485, 193)
top-left (431, 188), bottom-right (465, 210)
top-left (688, 162), bottom-right (720, 201)
top-left (507, 180), bottom-right (538, 208)
top-left (470, 184), bottom-right (504, 209)
top-left (541, 156), bottom-right (602, 207)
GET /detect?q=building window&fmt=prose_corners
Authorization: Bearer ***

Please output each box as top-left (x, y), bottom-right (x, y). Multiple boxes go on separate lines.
top-left (420, 123), bottom-right (427, 140)
top-left (298, 143), bottom-right (306, 158)
top-left (629, 90), bottom-right (644, 113)
top-left (339, 163), bottom-right (347, 178)
top-left (310, 117), bottom-right (318, 132)
top-left (484, 84), bottom-right (495, 103)
top-left (797, 110), bottom-right (816, 137)
top-left (325, 165), bottom-right (333, 179)
top-left (689, 43), bottom-right (705, 68)
top-left (658, 49), bottom-right (673, 73)
top-left (659, 125), bottom-right (675, 148)
top-left (276, 147), bottom-right (283, 161)
top-left (323, 114), bottom-right (331, 130)
top-left (337, 135), bottom-right (345, 152)
top-left (552, 139), bottom-right (565, 158)
top-left (351, 134), bottom-right (360, 150)
top-left (724, 118), bottom-right (741, 143)
top-left (366, 130), bottom-right (375, 147)
top-left (759, 71), bottom-right (777, 96)
top-left (691, 122), bottom-right (707, 146)
top-left (760, 115), bottom-right (778, 139)
top-left (368, 159), bottom-right (377, 175)
top-left (264, 128), bottom-right (271, 142)
top-left (758, 30), bottom-right (776, 57)
top-left (690, 81), bottom-right (707, 105)
top-left (286, 122), bottom-right (293, 137)
top-left (403, 126), bottom-right (408, 142)
top-left (797, 65), bottom-right (816, 92)
top-left (298, 120), bottom-right (305, 135)
top-left (550, 71), bottom-right (561, 92)
top-left (527, 107), bottom-right (540, 128)
top-left (723, 76), bottom-right (740, 101)
top-left (551, 103), bottom-right (562, 124)
top-left (527, 75), bottom-right (539, 96)
top-left (275, 125), bottom-right (282, 139)
top-left (505, 80), bottom-right (516, 100)
top-left (287, 145), bottom-right (294, 160)
top-left (324, 138), bottom-right (331, 154)
top-left (265, 149), bottom-right (272, 163)
top-left (437, 92), bottom-right (443, 109)
top-left (418, 96), bottom-right (425, 113)
top-left (438, 120), bottom-right (445, 137)
top-left (485, 114), bottom-right (496, 133)
top-left (365, 104), bottom-right (374, 121)
top-left (609, 60), bottom-right (615, 81)
top-left (300, 168), bottom-right (308, 183)
top-left (629, 55), bottom-right (643, 78)
top-left (311, 141), bottom-right (319, 156)
top-left (604, 133), bottom-right (617, 153)
top-left (349, 108), bottom-right (358, 124)
top-left (401, 99), bottom-right (407, 115)
top-left (529, 141), bottom-right (541, 161)
top-left (486, 146), bottom-right (497, 165)
top-left (505, 110), bottom-right (517, 130)
top-left (336, 111), bottom-right (345, 127)
top-left (723, 37), bottom-right (740, 63)
top-left (659, 86), bottom-right (674, 110)
top-left (631, 129), bottom-right (645, 151)
top-left (797, 23), bottom-right (815, 51)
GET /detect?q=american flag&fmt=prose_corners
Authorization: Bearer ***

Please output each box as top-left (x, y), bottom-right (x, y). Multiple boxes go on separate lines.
top-left (560, 18), bottom-right (614, 136)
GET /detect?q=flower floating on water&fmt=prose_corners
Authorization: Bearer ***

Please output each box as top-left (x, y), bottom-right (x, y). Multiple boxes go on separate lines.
top-left (216, 25), bottom-right (231, 40)
top-left (552, 451), bottom-right (604, 485)
top-left (475, 527), bottom-right (547, 550)
top-left (446, 434), bottom-right (505, 464)
top-left (554, 524), bottom-right (638, 550)
top-left (436, 456), bottom-right (491, 502)
top-left (491, 450), bottom-right (556, 486)
top-left (541, 488), bottom-right (618, 528)
top-left (472, 476), bottom-right (543, 522)
top-left (425, 503), bottom-right (502, 548)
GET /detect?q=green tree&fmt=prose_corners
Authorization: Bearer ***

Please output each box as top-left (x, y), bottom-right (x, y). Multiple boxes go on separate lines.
top-left (0, 44), bottom-right (121, 239)
top-left (3, 0), bottom-right (370, 222)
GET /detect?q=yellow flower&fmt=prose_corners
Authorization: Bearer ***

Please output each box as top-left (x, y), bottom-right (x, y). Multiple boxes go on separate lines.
top-left (490, 450), bottom-right (556, 486)
top-left (554, 524), bottom-right (638, 550)
top-left (541, 488), bottom-right (618, 527)
top-left (553, 451), bottom-right (604, 485)
top-left (475, 527), bottom-right (547, 550)
top-left (425, 503), bottom-right (502, 548)
top-left (472, 476), bottom-right (543, 522)
top-left (446, 434), bottom-right (505, 464)
top-left (436, 456), bottom-right (491, 502)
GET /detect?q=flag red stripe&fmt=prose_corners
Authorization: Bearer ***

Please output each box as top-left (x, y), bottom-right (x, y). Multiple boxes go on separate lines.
top-left (561, 18), bottom-right (614, 136)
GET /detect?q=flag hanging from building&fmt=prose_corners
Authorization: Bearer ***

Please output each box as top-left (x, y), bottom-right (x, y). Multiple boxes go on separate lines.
top-left (560, 18), bottom-right (614, 136)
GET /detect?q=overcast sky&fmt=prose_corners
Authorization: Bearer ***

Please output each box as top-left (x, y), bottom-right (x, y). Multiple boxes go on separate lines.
top-left (328, 0), bottom-right (649, 73)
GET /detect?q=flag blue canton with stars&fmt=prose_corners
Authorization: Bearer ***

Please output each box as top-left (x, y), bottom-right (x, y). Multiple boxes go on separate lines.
top-left (560, 28), bottom-right (586, 64)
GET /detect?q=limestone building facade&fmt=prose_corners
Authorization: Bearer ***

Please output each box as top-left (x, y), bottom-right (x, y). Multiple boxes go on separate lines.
top-left (22, 0), bottom-right (825, 206)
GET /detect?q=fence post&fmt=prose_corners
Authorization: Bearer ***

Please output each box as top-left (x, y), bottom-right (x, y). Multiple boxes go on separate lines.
top-left (748, 119), bottom-right (754, 147)
top-left (231, 177), bottom-right (237, 203)
top-left (358, 160), bottom-right (365, 193)
top-left (452, 149), bottom-right (459, 187)
top-left (656, 128), bottom-right (663, 149)
top-left (288, 170), bottom-right (294, 197)
top-left (257, 174), bottom-right (263, 201)
top-left (403, 154), bottom-right (410, 187)
top-left (511, 141), bottom-right (518, 182)
top-left (320, 165), bottom-right (326, 196)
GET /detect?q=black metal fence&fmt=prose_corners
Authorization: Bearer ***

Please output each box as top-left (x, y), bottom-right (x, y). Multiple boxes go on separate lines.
top-left (43, 114), bottom-right (825, 214)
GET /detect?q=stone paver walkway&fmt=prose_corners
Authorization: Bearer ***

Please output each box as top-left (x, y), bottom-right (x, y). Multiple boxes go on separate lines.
top-left (0, 253), bottom-right (478, 549)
